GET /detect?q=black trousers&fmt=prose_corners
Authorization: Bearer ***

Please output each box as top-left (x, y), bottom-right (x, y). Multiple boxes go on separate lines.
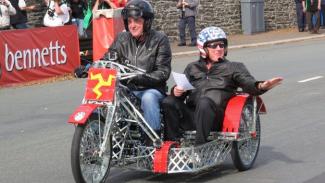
top-left (178, 16), bottom-right (196, 44)
top-left (162, 96), bottom-right (224, 145)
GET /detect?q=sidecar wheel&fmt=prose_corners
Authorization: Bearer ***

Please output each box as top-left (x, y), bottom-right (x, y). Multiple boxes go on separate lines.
top-left (71, 114), bottom-right (112, 183)
top-left (231, 102), bottom-right (261, 171)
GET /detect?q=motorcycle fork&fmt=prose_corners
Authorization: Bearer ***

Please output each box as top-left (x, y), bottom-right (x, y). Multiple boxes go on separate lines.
top-left (99, 105), bottom-right (116, 157)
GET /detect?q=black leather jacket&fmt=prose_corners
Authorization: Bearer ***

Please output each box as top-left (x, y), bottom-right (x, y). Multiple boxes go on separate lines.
top-left (178, 58), bottom-right (265, 108)
top-left (107, 30), bottom-right (172, 93)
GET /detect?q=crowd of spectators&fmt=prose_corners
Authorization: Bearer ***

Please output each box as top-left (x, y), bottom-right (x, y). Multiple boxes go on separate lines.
top-left (295, 0), bottom-right (325, 33)
top-left (0, 0), bottom-right (127, 38)
top-left (0, 0), bottom-right (35, 30)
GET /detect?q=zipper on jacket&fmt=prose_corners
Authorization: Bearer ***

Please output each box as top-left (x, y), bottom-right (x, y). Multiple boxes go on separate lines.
top-left (135, 45), bottom-right (140, 66)
top-left (206, 69), bottom-right (210, 80)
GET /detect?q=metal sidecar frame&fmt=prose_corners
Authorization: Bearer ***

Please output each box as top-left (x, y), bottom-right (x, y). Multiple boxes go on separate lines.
top-left (109, 94), bottom-right (266, 174)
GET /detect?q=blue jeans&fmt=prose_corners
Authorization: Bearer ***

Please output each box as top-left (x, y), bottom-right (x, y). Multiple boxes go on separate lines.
top-left (321, 5), bottom-right (325, 26)
top-left (133, 89), bottom-right (164, 130)
top-left (72, 18), bottom-right (86, 38)
top-left (178, 16), bottom-right (196, 44)
top-left (12, 23), bottom-right (29, 29)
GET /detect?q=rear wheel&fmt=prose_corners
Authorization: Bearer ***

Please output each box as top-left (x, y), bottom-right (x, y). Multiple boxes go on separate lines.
top-left (231, 101), bottom-right (261, 171)
top-left (71, 114), bottom-right (112, 183)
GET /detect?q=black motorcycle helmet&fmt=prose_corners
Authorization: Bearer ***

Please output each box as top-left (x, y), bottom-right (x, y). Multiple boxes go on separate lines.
top-left (121, 0), bottom-right (154, 33)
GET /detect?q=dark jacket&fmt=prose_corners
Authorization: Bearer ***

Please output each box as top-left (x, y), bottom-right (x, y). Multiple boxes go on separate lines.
top-left (107, 29), bottom-right (172, 93)
top-left (176, 0), bottom-right (199, 18)
top-left (9, 0), bottom-right (28, 25)
top-left (70, 1), bottom-right (86, 19)
top-left (178, 58), bottom-right (265, 108)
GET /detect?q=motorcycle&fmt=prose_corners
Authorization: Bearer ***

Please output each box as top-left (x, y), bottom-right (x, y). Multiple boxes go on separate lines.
top-left (68, 59), bottom-right (266, 183)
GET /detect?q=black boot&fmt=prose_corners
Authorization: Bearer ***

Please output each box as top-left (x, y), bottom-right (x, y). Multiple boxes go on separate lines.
top-left (144, 130), bottom-right (161, 147)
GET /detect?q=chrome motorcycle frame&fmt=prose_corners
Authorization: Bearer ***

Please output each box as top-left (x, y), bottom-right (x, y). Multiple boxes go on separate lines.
top-left (70, 59), bottom-right (264, 175)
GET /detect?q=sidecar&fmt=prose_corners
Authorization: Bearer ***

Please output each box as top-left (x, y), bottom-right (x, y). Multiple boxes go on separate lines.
top-left (116, 93), bottom-right (266, 174)
top-left (68, 66), bottom-right (266, 183)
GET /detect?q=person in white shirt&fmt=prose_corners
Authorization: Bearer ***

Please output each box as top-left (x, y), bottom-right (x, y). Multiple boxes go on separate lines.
top-left (0, 0), bottom-right (16, 30)
top-left (43, 0), bottom-right (70, 27)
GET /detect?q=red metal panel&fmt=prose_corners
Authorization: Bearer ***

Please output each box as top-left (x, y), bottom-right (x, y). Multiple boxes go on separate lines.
top-left (68, 104), bottom-right (102, 124)
top-left (92, 15), bottom-right (124, 61)
top-left (222, 95), bottom-right (248, 133)
top-left (153, 141), bottom-right (179, 173)
top-left (84, 68), bottom-right (117, 102)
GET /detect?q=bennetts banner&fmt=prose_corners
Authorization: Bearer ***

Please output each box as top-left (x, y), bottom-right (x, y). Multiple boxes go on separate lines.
top-left (0, 25), bottom-right (80, 87)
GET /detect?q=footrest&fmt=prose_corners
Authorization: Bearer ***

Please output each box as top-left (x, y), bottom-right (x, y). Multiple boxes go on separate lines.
top-left (153, 141), bottom-right (179, 173)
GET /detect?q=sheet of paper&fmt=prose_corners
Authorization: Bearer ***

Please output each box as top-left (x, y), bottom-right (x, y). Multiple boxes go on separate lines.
top-left (172, 71), bottom-right (195, 90)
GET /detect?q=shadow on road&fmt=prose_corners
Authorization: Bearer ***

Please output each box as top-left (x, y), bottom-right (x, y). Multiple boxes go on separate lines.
top-left (106, 160), bottom-right (238, 183)
top-left (106, 145), bottom-right (303, 182)
top-left (255, 145), bottom-right (303, 168)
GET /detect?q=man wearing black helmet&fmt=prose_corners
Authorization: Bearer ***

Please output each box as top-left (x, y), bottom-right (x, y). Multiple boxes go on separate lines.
top-left (162, 26), bottom-right (282, 145)
top-left (105, 0), bottom-right (172, 142)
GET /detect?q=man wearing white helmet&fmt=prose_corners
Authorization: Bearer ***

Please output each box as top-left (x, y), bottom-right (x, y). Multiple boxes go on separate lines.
top-left (162, 26), bottom-right (283, 145)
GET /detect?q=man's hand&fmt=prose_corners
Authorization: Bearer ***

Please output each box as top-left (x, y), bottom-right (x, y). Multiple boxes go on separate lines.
top-left (173, 86), bottom-right (186, 97)
top-left (26, 5), bottom-right (36, 11)
top-left (259, 77), bottom-right (283, 90)
top-left (182, 2), bottom-right (189, 7)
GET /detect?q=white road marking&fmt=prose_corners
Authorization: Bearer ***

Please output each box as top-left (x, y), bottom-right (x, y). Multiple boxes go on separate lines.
top-left (298, 76), bottom-right (323, 83)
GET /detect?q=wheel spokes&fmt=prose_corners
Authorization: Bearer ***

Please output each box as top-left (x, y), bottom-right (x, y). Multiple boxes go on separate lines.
top-left (79, 120), bottom-right (110, 183)
top-left (238, 104), bottom-right (260, 165)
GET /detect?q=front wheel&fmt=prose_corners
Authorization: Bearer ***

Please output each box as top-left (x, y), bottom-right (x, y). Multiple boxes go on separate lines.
top-left (71, 114), bottom-right (112, 183)
top-left (231, 101), bottom-right (261, 171)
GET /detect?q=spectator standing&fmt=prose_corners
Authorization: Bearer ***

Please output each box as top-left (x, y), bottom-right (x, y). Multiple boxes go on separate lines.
top-left (92, 0), bottom-right (126, 12)
top-left (111, 0), bottom-right (126, 8)
top-left (302, 0), bottom-right (321, 33)
top-left (321, 0), bottom-right (325, 28)
top-left (43, 0), bottom-right (70, 27)
top-left (70, 0), bottom-right (87, 38)
top-left (176, 0), bottom-right (199, 47)
top-left (0, 0), bottom-right (16, 30)
top-left (295, 0), bottom-right (306, 32)
top-left (9, 0), bottom-right (35, 29)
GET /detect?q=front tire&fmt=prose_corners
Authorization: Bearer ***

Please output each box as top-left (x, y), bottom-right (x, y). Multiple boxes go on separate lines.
top-left (71, 114), bottom-right (112, 183)
top-left (231, 101), bottom-right (261, 171)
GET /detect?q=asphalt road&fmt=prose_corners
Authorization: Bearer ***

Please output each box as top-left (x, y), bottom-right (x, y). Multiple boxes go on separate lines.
top-left (1, 38), bottom-right (325, 183)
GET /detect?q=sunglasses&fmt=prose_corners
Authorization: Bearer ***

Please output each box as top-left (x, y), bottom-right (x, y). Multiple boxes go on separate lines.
top-left (206, 42), bottom-right (225, 49)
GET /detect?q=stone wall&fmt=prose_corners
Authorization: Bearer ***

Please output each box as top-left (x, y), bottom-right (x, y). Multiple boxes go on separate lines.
top-left (27, 0), bottom-right (297, 41)
top-left (264, 0), bottom-right (297, 30)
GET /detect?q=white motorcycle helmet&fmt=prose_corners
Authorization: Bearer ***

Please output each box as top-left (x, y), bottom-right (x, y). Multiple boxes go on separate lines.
top-left (197, 26), bottom-right (228, 59)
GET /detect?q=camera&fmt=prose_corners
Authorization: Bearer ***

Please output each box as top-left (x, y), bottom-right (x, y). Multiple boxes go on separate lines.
top-left (47, 9), bottom-right (55, 17)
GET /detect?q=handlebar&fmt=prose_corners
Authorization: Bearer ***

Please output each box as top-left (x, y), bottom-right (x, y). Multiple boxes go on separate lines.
top-left (92, 60), bottom-right (154, 81)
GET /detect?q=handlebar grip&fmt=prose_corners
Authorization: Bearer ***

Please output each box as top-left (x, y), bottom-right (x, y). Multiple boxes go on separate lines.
top-left (143, 73), bottom-right (160, 81)
top-left (126, 63), bottom-right (146, 73)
